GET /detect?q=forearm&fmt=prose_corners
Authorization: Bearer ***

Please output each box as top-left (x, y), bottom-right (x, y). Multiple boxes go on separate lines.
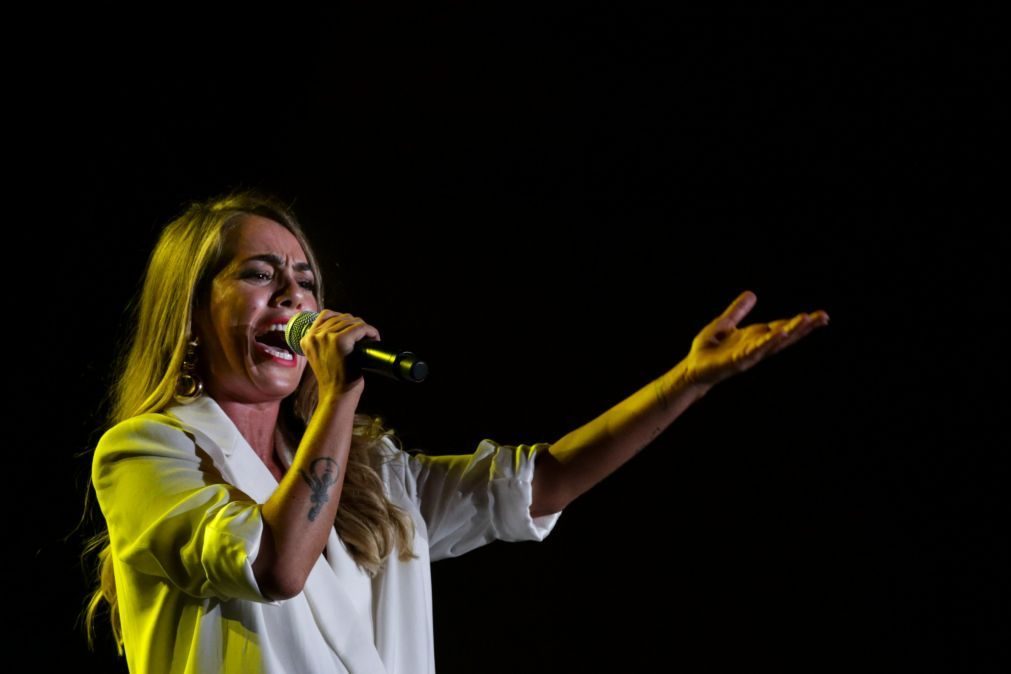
top-left (256, 394), bottom-right (358, 598)
top-left (539, 360), bottom-right (712, 512)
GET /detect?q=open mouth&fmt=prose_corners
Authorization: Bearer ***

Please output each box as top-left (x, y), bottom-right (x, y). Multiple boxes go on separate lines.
top-left (253, 327), bottom-right (295, 359)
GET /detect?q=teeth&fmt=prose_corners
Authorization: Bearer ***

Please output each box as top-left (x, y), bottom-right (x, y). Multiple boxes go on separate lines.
top-left (261, 344), bottom-right (294, 361)
top-left (256, 323), bottom-right (288, 338)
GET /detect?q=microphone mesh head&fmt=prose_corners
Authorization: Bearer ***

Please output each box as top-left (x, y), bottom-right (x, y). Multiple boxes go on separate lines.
top-left (285, 311), bottom-right (319, 356)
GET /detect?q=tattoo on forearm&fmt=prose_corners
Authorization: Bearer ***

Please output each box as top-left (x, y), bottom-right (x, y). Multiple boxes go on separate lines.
top-left (299, 457), bottom-right (340, 521)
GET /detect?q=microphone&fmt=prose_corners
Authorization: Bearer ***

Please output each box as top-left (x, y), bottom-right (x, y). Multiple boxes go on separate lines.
top-left (283, 311), bottom-right (429, 383)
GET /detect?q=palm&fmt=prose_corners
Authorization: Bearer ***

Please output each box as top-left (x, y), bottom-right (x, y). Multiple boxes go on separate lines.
top-left (681, 291), bottom-right (830, 387)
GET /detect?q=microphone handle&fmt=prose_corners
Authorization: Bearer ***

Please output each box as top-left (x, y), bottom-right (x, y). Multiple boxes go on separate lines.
top-left (284, 312), bottom-right (427, 383)
top-left (348, 339), bottom-right (429, 384)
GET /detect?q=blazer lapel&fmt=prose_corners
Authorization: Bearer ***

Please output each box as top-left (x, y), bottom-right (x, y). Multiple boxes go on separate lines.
top-left (166, 396), bottom-right (386, 673)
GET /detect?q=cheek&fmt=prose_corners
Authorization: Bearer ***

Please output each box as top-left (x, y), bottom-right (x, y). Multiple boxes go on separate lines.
top-left (207, 305), bottom-right (255, 353)
top-left (217, 287), bottom-right (260, 321)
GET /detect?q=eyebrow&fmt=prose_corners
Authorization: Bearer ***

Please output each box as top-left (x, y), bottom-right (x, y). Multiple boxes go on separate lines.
top-left (241, 254), bottom-right (314, 274)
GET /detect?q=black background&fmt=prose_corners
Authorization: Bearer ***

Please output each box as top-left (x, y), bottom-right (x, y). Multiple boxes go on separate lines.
top-left (17, 7), bottom-right (1005, 673)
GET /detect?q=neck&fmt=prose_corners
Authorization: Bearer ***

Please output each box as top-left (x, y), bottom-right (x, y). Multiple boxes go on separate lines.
top-left (211, 395), bottom-right (283, 465)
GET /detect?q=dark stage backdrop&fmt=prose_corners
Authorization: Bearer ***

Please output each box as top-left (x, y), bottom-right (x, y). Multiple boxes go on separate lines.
top-left (18, 8), bottom-right (1004, 673)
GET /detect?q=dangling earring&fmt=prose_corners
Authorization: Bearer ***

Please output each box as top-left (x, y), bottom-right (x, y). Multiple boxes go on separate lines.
top-left (174, 336), bottom-right (204, 404)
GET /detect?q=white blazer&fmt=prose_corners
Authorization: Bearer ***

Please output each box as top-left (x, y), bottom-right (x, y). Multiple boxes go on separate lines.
top-left (92, 394), bottom-right (563, 673)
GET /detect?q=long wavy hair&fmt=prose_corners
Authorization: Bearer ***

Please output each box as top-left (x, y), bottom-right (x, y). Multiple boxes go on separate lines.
top-left (80, 188), bottom-right (417, 655)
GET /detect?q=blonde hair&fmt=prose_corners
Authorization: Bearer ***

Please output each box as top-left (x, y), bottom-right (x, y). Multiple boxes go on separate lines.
top-left (80, 188), bottom-right (417, 655)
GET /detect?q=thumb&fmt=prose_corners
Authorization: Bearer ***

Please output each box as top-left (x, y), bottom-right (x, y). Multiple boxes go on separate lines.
top-left (702, 290), bottom-right (756, 344)
top-left (720, 290), bottom-right (756, 327)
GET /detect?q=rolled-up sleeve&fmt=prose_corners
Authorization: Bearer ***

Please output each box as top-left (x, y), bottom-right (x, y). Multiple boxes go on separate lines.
top-left (92, 415), bottom-right (280, 605)
top-left (403, 438), bottom-right (564, 561)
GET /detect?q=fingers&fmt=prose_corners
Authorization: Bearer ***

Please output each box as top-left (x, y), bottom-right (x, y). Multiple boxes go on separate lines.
top-left (311, 310), bottom-right (381, 341)
top-left (767, 312), bottom-right (829, 354)
top-left (312, 310), bottom-right (357, 328)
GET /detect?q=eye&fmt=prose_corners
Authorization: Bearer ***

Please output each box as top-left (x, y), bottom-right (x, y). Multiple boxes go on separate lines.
top-left (243, 270), bottom-right (315, 291)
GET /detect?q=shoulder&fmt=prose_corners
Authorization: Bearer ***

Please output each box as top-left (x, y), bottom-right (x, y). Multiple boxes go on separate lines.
top-left (370, 433), bottom-right (408, 470)
top-left (93, 411), bottom-right (196, 465)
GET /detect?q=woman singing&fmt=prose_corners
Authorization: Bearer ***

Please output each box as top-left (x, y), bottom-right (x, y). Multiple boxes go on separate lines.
top-left (82, 189), bottom-right (828, 673)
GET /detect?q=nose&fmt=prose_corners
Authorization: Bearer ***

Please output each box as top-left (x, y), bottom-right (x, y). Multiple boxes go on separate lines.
top-left (273, 270), bottom-right (311, 310)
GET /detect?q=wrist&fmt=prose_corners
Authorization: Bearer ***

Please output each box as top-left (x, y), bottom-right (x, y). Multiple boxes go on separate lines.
top-left (318, 387), bottom-right (362, 412)
top-left (668, 360), bottom-right (713, 400)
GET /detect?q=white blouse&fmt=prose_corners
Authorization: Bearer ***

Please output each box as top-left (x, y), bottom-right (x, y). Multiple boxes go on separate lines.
top-left (91, 394), bottom-right (563, 673)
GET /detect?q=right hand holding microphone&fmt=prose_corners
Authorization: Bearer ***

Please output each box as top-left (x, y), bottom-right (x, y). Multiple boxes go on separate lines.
top-left (287, 310), bottom-right (428, 387)
top-left (298, 310), bottom-right (382, 398)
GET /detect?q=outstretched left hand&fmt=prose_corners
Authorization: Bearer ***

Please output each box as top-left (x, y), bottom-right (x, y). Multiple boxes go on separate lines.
top-left (680, 290), bottom-right (830, 388)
